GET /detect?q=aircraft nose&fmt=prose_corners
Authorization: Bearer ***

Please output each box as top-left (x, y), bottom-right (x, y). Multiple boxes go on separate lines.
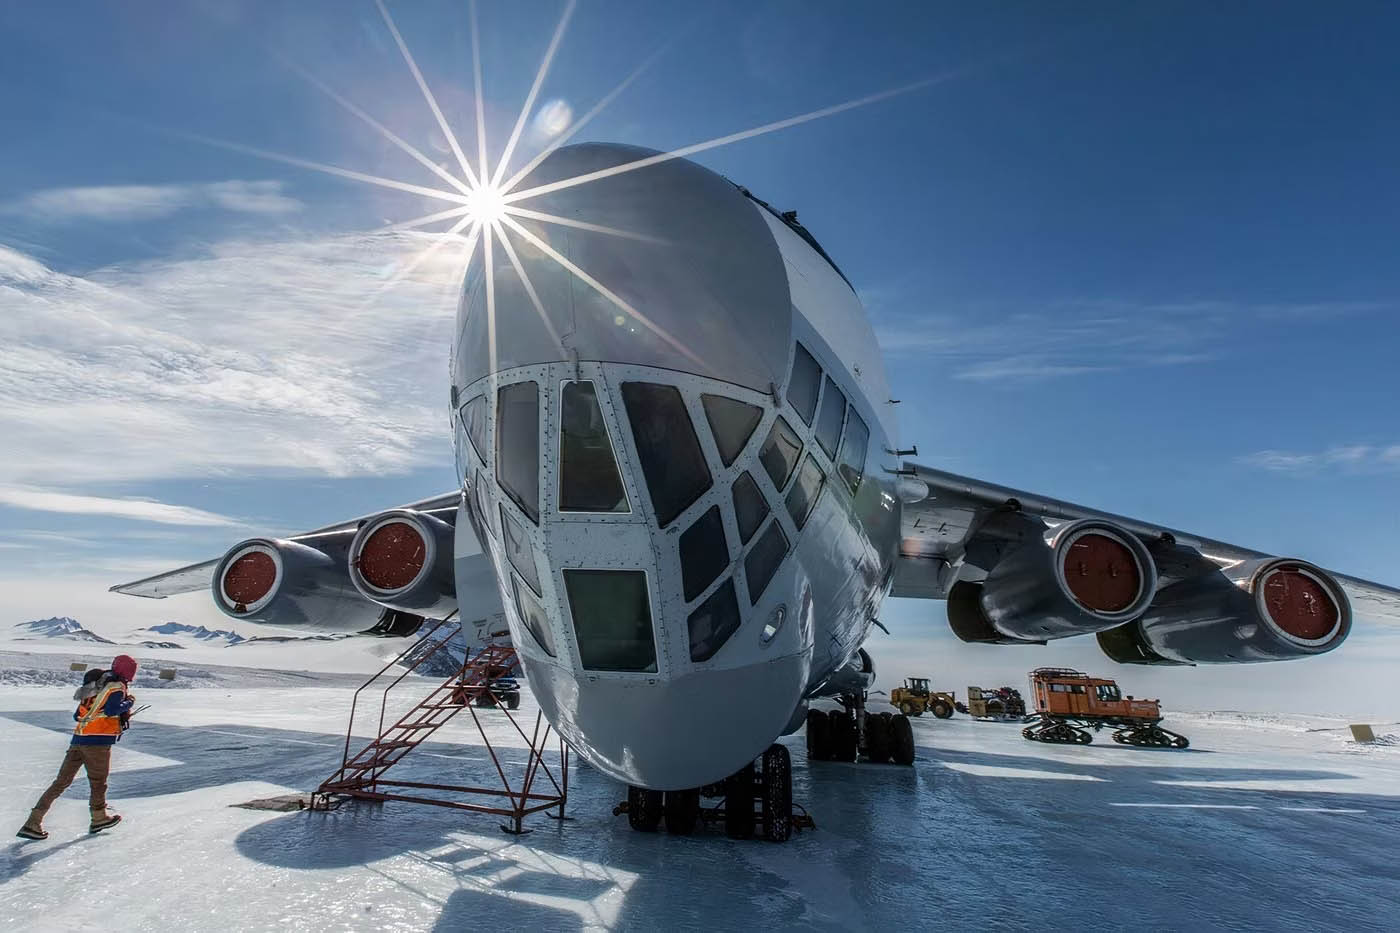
top-left (525, 653), bottom-right (809, 790)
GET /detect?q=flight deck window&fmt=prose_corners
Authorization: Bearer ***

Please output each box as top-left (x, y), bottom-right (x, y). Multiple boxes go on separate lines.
top-left (813, 377), bottom-right (845, 459)
top-left (701, 394), bottom-right (763, 467)
top-left (462, 395), bottom-right (488, 462)
top-left (744, 519), bottom-right (790, 605)
top-left (759, 417), bottom-right (802, 491)
top-left (496, 381), bottom-right (540, 523)
top-left (731, 471), bottom-right (770, 544)
top-left (559, 381), bottom-right (628, 513)
top-left (688, 578), bottom-right (742, 662)
top-left (500, 505), bottom-right (543, 596)
top-left (836, 408), bottom-right (869, 495)
top-left (786, 344), bottom-right (821, 426)
top-left (784, 455), bottom-right (825, 531)
top-left (680, 505), bottom-right (729, 602)
top-left (620, 382), bottom-right (712, 528)
top-left (512, 575), bottom-right (556, 658)
top-left (564, 570), bottom-right (658, 673)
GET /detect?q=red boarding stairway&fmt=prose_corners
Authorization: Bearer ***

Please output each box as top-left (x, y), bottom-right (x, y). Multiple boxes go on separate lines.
top-left (312, 616), bottom-right (569, 834)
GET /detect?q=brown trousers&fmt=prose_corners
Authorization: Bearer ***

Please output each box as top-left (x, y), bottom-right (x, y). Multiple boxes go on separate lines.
top-left (34, 744), bottom-right (112, 813)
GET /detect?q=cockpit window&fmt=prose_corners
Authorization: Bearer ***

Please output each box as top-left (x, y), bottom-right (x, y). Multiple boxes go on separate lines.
top-left (784, 455), bottom-right (825, 530)
top-left (688, 578), bottom-right (742, 663)
top-left (744, 519), bottom-right (790, 604)
top-left (759, 416), bottom-right (802, 491)
top-left (496, 381), bottom-right (540, 523)
top-left (512, 575), bottom-right (556, 658)
top-left (559, 381), bottom-right (628, 513)
top-left (813, 377), bottom-right (845, 459)
top-left (836, 408), bottom-right (869, 495)
top-left (731, 471), bottom-right (770, 544)
top-left (564, 569), bottom-right (658, 673)
top-left (680, 505), bottom-right (729, 602)
top-left (701, 394), bottom-right (763, 467)
top-left (472, 471), bottom-right (494, 540)
top-left (620, 382), bottom-right (713, 527)
top-left (462, 395), bottom-right (488, 462)
top-left (499, 504), bottom-right (542, 596)
top-left (786, 344), bottom-right (821, 426)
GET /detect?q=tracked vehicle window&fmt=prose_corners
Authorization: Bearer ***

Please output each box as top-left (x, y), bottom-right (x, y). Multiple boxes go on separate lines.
top-left (814, 377), bottom-right (845, 458)
top-left (837, 408), bottom-right (869, 495)
top-left (759, 417), bottom-right (802, 491)
top-left (744, 519), bottom-right (790, 604)
top-left (784, 455), bottom-right (825, 531)
top-left (564, 570), bottom-right (658, 672)
top-left (559, 381), bottom-right (628, 513)
top-left (731, 471), bottom-right (770, 544)
top-left (463, 395), bottom-right (488, 462)
top-left (786, 344), bottom-right (821, 425)
top-left (620, 383), bottom-right (713, 527)
top-left (1096, 684), bottom-right (1121, 701)
top-left (688, 578), bottom-right (742, 662)
top-left (496, 381), bottom-right (540, 523)
top-left (500, 505), bottom-right (543, 596)
top-left (680, 505), bottom-right (729, 602)
top-left (701, 394), bottom-right (763, 467)
top-left (512, 575), bottom-right (556, 658)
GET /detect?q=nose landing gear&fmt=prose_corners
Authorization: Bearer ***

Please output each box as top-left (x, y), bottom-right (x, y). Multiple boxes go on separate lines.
top-left (615, 743), bottom-right (813, 843)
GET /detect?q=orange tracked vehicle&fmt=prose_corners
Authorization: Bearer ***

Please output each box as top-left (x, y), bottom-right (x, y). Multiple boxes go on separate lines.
top-left (1022, 668), bottom-right (1188, 748)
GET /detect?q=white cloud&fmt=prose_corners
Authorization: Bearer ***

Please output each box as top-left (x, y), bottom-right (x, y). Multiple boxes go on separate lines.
top-left (0, 235), bottom-right (468, 486)
top-left (1237, 444), bottom-right (1400, 475)
top-left (0, 486), bottom-right (238, 526)
top-left (3, 180), bottom-right (303, 222)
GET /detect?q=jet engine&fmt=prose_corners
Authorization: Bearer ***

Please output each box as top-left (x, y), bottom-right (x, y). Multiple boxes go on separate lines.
top-left (1097, 557), bottom-right (1351, 665)
top-left (949, 518), bottom-right (1158, 643)
top-left (211, 537), bottom-right (383, 632)
top-left (346, 509), bottom-right (457, 618)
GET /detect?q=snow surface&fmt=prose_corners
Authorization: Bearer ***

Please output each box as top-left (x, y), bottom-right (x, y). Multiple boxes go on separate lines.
top-left (2, 652), bottom-right (1398, 932)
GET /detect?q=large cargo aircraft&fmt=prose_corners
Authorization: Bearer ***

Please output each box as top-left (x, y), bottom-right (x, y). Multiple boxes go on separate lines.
top-left (114, 142), bottom-right (1400, 835)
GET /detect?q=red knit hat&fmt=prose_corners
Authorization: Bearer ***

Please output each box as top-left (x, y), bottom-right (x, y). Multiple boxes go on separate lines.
top-left (111, 655), bottom-right (138, 682)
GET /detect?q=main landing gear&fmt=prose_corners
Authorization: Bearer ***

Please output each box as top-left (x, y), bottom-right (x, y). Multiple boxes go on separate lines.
top-left (806, 692), bottom-right (915, 766)
top-left (616, 744), bottom-right (813, 843)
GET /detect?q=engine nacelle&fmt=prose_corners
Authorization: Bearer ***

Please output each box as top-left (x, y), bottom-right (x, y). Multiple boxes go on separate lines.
top-left (1098, 557), bottom-right (1351, 665)
top-left (953, 518), bottom-right (1158, 643)
top-left (346, 509), bottom-right (457, 618)
top-left (211, 537), bottom-right (383, 632)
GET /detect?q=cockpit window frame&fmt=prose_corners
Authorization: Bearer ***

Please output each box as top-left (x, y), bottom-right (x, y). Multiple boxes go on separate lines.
top-left (496, 380), bottom-right (542, 525)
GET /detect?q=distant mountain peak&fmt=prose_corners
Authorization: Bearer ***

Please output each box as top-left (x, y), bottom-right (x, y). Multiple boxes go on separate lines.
top-left (142, 622), bottom-right (245, 645)
top-left (13, 617), bottom-right (116, 644)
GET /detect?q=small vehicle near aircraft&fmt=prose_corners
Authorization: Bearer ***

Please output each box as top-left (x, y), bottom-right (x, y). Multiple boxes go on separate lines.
top-left (957, 685), bottom-right (1027, 721)
top-left (1021, 668), bottom-right (1189, 748)
top-left (888, 677), bottom-right (955, 718)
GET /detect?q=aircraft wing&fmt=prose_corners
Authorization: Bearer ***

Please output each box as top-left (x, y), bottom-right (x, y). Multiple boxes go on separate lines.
top-left (893, 463), bottom-right (1400, 625)
top-left (110, 491), bottom-right (462, 599)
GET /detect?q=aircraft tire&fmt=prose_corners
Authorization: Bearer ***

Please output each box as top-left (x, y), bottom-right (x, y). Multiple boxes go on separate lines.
top-left (627, 786), bottom-right (663, 832)
top-left (806, 709), bottom-right (830, 761)
top-left (725, 764), bottom-right (756, 839)
top-left (891, 714), bottom-right (915, 765)
top-left (829, 712), bottom-right (857, 762)
top-left (664, 789), bottom-right (700, 836)
top-left (760, 744), bottom-right (793, 843)
top-left (866, 712), bottom-right (892, 764)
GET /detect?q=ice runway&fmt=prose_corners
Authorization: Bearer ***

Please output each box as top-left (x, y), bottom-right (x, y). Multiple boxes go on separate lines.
top-left (1, 660), bottom-right (1397, 932)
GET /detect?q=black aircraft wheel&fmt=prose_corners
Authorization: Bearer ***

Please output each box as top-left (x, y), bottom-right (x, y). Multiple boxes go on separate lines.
top-left (932, 701), bottom-right (953, 720)
top-left (627, 786), bottom-right (663, 832)
top-left (891, 714), bottom-right (916, 766)
top-left (830, 712), bottom-right (857, 762)
top-left (725, 764), bottom-right (756, 839)
top-left (664, 789), bottom-right (701, 836)
top-left (760, 745), bottom-right (793, 843)
top-left (806, 709), bottom-right (830, 761)
top-left (866, 712), bottom-right (892, 764)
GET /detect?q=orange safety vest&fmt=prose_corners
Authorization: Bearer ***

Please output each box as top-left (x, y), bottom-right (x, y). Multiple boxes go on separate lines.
top-left (74, 681), bottom-right (128, 739)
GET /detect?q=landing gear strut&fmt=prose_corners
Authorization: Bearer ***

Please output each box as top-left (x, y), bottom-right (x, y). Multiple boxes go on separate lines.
top-left (806, 692), bottom-right (915, 766)
top-left (615, 744), bottom-right (812, 843)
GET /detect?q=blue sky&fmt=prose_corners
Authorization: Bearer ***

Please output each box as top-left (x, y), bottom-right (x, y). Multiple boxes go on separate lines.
top-left (2, 2), bottom-right (1397, 709)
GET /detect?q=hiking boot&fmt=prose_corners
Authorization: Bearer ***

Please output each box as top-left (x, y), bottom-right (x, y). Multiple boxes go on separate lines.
top-left (17, 810), bottom-right (48, 841)
top-left (89, 809), bottom-right (122, 833)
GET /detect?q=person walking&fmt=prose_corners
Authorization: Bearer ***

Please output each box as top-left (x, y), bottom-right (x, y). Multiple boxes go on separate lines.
top-left (17, 654), bottom-right (138, 840)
